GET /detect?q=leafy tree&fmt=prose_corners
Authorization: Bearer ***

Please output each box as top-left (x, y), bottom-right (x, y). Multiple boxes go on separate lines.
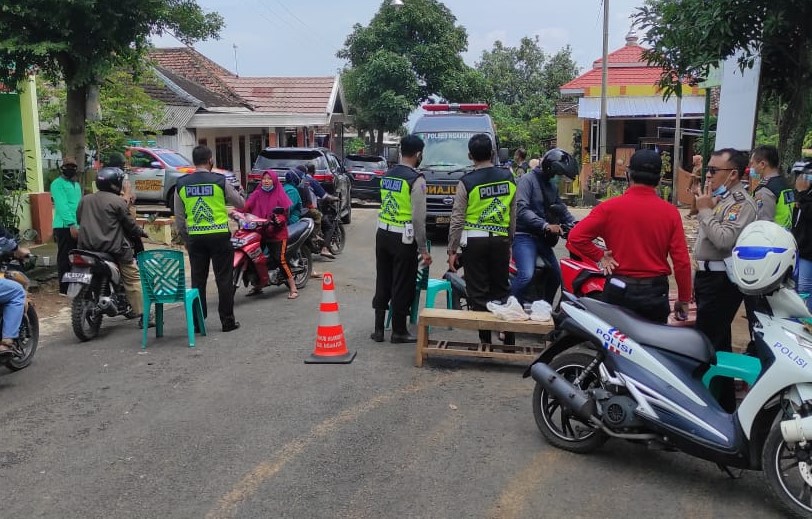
top-left (0, 0), bottom-right (222, 181)
top-left (38, 69), bottom-right (165, 162)
top-left (635, 0), bottom-right (812, 168)
top-left (476, 37), bottom-right (578, 155)
top-left (338, 0), bottom-right (488, 154)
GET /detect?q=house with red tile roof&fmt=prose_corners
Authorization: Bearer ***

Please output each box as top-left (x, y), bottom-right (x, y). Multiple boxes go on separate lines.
top-left (556, 32), bottom-right (706, 200)
top-left (146, 47), bottom-right (350, 180)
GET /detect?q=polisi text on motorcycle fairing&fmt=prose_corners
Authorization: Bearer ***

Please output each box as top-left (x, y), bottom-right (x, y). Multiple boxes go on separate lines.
top-left (597, 327), bottom-right (634, 355)
top-left (478, 182), bottom-right (510, 199)
top-left (185, 184), bottom-right (214, 197)
top-left (773, 341), bottom-right (809, 369)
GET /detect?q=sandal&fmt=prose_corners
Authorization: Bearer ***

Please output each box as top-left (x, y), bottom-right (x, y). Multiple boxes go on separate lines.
top-left (288, 291), bottom-right (299, 300)
top-left (246, 286), bottom-right (263, 297)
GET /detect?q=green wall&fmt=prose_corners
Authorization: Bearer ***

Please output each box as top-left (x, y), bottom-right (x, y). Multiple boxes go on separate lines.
top-left (0, 93), bottom-right (23, 145)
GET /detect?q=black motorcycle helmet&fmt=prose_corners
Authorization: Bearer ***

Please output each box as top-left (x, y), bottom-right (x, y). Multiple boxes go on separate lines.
top-left (96, 167), bottom-right (125, 195)
top-left (540, 148), bottom-right (578, 180)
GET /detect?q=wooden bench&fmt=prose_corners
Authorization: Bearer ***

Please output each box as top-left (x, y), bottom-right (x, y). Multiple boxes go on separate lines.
top-left (415, 308), bottom-right (554, 367)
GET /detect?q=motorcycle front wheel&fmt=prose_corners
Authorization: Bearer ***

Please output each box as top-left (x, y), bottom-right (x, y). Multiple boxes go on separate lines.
top-left (533, 351), bottom-right (607, 454)
top-left (6, 305), bottom-right (39, 371)
top-left (71, 286), bottom-right (102, 342)
top-left (763, 414), bottom-right (812, 518)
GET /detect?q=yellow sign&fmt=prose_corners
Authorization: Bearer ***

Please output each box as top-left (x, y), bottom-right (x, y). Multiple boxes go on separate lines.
top-left (426, 184), bottom-right (456, 196)
top-left (134, 179), bottom-right (163, 192)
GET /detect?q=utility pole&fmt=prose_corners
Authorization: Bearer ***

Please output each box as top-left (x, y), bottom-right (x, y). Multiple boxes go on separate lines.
top-left (233, 43), bottom-right (240, 77)
top-left (673, 95), bottom-right (683, 206)
top-left (599, 0), bottom-right (609, 159)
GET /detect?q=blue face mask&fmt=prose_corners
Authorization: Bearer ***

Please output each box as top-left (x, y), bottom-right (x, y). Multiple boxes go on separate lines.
top-left (748, 167), bottom-right (759, 179)
top-left (261, 183), bottom-right (274, 192)
top-left (712, 184), bottom-right (728, 197)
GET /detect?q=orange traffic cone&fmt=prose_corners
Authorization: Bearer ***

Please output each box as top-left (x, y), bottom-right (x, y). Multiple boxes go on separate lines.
top-left (305, 272), bottom-right (356, 364)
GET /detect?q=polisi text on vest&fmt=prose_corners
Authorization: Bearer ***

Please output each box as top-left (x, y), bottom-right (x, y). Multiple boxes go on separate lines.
top-left (478, 182), bottom-right (510, 199)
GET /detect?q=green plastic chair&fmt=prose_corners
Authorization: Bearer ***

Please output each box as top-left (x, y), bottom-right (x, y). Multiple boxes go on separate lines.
top-left (385, 241), bottom-right (453, 329)
top-left (137, 249), bottom-right (206, 349)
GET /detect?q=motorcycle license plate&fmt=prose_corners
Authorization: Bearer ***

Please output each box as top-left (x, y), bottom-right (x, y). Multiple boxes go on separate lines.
top-left (435, 216), bottom-right (451, 224)
top-left (62, 271), bottom-right (92, 284)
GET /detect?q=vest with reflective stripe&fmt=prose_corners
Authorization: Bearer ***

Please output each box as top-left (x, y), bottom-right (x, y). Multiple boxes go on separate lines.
top-left (757, 175), bottom-right (795, 229)
top-left (177, 171), bottom-right (229, 235)
top-left (462, 167), bottom-right (516, 236)
top-left (378, 165), bottom-right (419, 226)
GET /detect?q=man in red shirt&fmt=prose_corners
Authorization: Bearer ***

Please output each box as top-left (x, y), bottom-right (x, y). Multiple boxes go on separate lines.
top-left (567, 149), bottom-right (691, 323)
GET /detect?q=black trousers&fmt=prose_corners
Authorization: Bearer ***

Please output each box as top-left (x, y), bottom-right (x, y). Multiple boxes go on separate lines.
top-left (373, 229), bottom-right (418, 323)
top-left (54, 228), bottom-right (77, 295)
top-left (464, 236), bottom-right (514, 345)
top-left (187, 233), bottom-right (236, 327)
top-left (695, 270), bottom-right (743, 412)
top-left (604, 275), bottom-right (670, 324)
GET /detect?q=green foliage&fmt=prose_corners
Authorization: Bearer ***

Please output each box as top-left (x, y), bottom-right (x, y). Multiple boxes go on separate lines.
top-left (635, 0), bottom-right (812, 167)
top-left (476, 37), bottom-right (578, 155)
top-left (0, 148), bottom-right (34, 236)
top-left (37, 69), bottom-right (164, 159)
top-left (344, 137), bottom-right (366, 155)
top-left (338, 0), bottom-right (487, 151)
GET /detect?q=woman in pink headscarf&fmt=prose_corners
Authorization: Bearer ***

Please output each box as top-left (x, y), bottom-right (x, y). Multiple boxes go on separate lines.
top-left (244, 170), bottom-right (297, 299)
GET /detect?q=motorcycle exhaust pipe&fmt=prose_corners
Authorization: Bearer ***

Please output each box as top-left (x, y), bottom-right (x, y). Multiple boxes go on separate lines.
top-left (98, 296), bottom-right (118, 317)
top-left (781, 415), bottom-right (812, 443)
top-left (530, 362), bottom-right (598, 422)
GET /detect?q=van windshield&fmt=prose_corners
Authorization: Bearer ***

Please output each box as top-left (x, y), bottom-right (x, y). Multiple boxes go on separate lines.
top-left (414, 132), bottom-right (477, 172)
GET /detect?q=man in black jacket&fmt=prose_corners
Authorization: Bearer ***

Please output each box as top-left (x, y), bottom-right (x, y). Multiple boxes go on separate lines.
top-left (512, 149), bottom-right (578, 304)
top-left (792, 159), bottom-right (812, 311)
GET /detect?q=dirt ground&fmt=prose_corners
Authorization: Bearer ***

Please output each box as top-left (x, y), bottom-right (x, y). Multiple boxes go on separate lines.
top-left (29, 279), bottom-right (69, 320)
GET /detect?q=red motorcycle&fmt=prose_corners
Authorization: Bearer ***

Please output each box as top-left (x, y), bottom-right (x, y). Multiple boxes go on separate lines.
top-left (230, 210), bottom-right (315, 294)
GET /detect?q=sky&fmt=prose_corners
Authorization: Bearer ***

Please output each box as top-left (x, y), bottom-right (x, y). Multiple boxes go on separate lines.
top-left (152, 0), bottom-right (646, 78)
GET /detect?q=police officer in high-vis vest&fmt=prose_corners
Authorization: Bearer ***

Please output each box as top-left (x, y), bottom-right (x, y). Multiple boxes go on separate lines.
top-left (749, 145), bottom-right (794, 227)
top-left (174, 146), bottom-right (245, 333)
top-left (448, 134), bottom-right (517, 346)
top-left (371, 135), bottom-right (431, 344)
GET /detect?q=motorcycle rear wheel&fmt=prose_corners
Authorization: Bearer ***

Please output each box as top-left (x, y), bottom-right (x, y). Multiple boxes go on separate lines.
top-left (71, 286), bottom-right (102, 342)
top-left (329, 223), bottom-right (346, 255)
top-left (533, 351), bottom-right (607, 454)
top-left (763, 414), bottom-right (812, 518)
top-left (6, 305), bottom-right (39, 371)
top-left (232, 262), bottom-right (244, 296)
top-left (287, 246), bottom-right (313, 290)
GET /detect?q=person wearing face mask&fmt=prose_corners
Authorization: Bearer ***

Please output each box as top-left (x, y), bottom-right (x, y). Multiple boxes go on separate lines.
top-left (243, 170), bottom-right (297, 299)
top-left (50, 156), bottom-right (83, 295)
top-left (174, 146), bottom-right (245, 333)
top-left (567, 149), bottom-right (692, 323)
top-left (371, 134), bottom-right (431, 343)
top-left (512, 148), bottom-right (577, 306)
top-left (447, 134), bottom-right (517, 347)
top-left (749, 144), bottom-right (794, 227)
top-left (693, 148), bottom-right (757, 410)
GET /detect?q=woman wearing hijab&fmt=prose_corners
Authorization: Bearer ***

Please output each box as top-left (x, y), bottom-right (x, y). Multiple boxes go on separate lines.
top-left (283, 170), bottom-right (304, 225)
top-left (244, 170), bottom-right (297, 299)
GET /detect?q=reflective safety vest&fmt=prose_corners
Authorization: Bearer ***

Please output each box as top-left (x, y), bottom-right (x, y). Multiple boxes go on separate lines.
top-left (176, 171), bottom-right (229, 235)
top-left (378, 165), bottom-right (420, 226)
top-left (462, 167), bottom-right (516, 236)
top-left (758, 176), bottom-right (795, 229)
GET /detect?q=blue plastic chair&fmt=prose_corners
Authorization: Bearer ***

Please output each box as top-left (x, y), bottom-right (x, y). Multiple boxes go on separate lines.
top-left (385, 241), bottom-right (453, 329)
top-left (137, 249), bottom-right (206, 349)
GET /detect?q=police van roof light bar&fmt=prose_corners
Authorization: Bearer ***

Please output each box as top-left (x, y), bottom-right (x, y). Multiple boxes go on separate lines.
top-left (422, 103), bottom-right (489, 112)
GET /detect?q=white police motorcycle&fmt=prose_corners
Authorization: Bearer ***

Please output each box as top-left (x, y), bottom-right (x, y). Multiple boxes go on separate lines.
top-left (526, 221), bottom-right (812, 517)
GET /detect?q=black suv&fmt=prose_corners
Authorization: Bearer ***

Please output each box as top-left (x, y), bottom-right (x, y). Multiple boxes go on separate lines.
top-left (251, 147), bottom-right (353, 224)
top-left (344, 154), bottom-right (388, 202)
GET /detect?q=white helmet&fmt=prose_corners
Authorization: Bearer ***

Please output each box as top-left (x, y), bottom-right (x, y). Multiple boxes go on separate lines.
top-left (729, 221), bottom-right (797, 295)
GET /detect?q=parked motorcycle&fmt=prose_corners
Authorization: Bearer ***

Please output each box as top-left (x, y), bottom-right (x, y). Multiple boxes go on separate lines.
top-left (525, 221), bottom-right (812, 517)
top-left (64, 250), bottom-right (135, 341)
top-left (1, 253), bottom-right (38, 371)
top-left (321, 197), bottom-right (345, 255)
top-left (230, 210), bottom-right (314, 294)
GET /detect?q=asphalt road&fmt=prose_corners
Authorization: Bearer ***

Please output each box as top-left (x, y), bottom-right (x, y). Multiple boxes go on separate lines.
top-left (1, 207), bottom-right (783, 518)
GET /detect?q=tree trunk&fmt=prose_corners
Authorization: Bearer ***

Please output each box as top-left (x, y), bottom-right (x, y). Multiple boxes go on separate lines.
top-left (65, 84), bottom-right (89, 191)
top-left (778, 90), bottom-right (810, 174)
top-left (375, 127), bottom-right (385, 156)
